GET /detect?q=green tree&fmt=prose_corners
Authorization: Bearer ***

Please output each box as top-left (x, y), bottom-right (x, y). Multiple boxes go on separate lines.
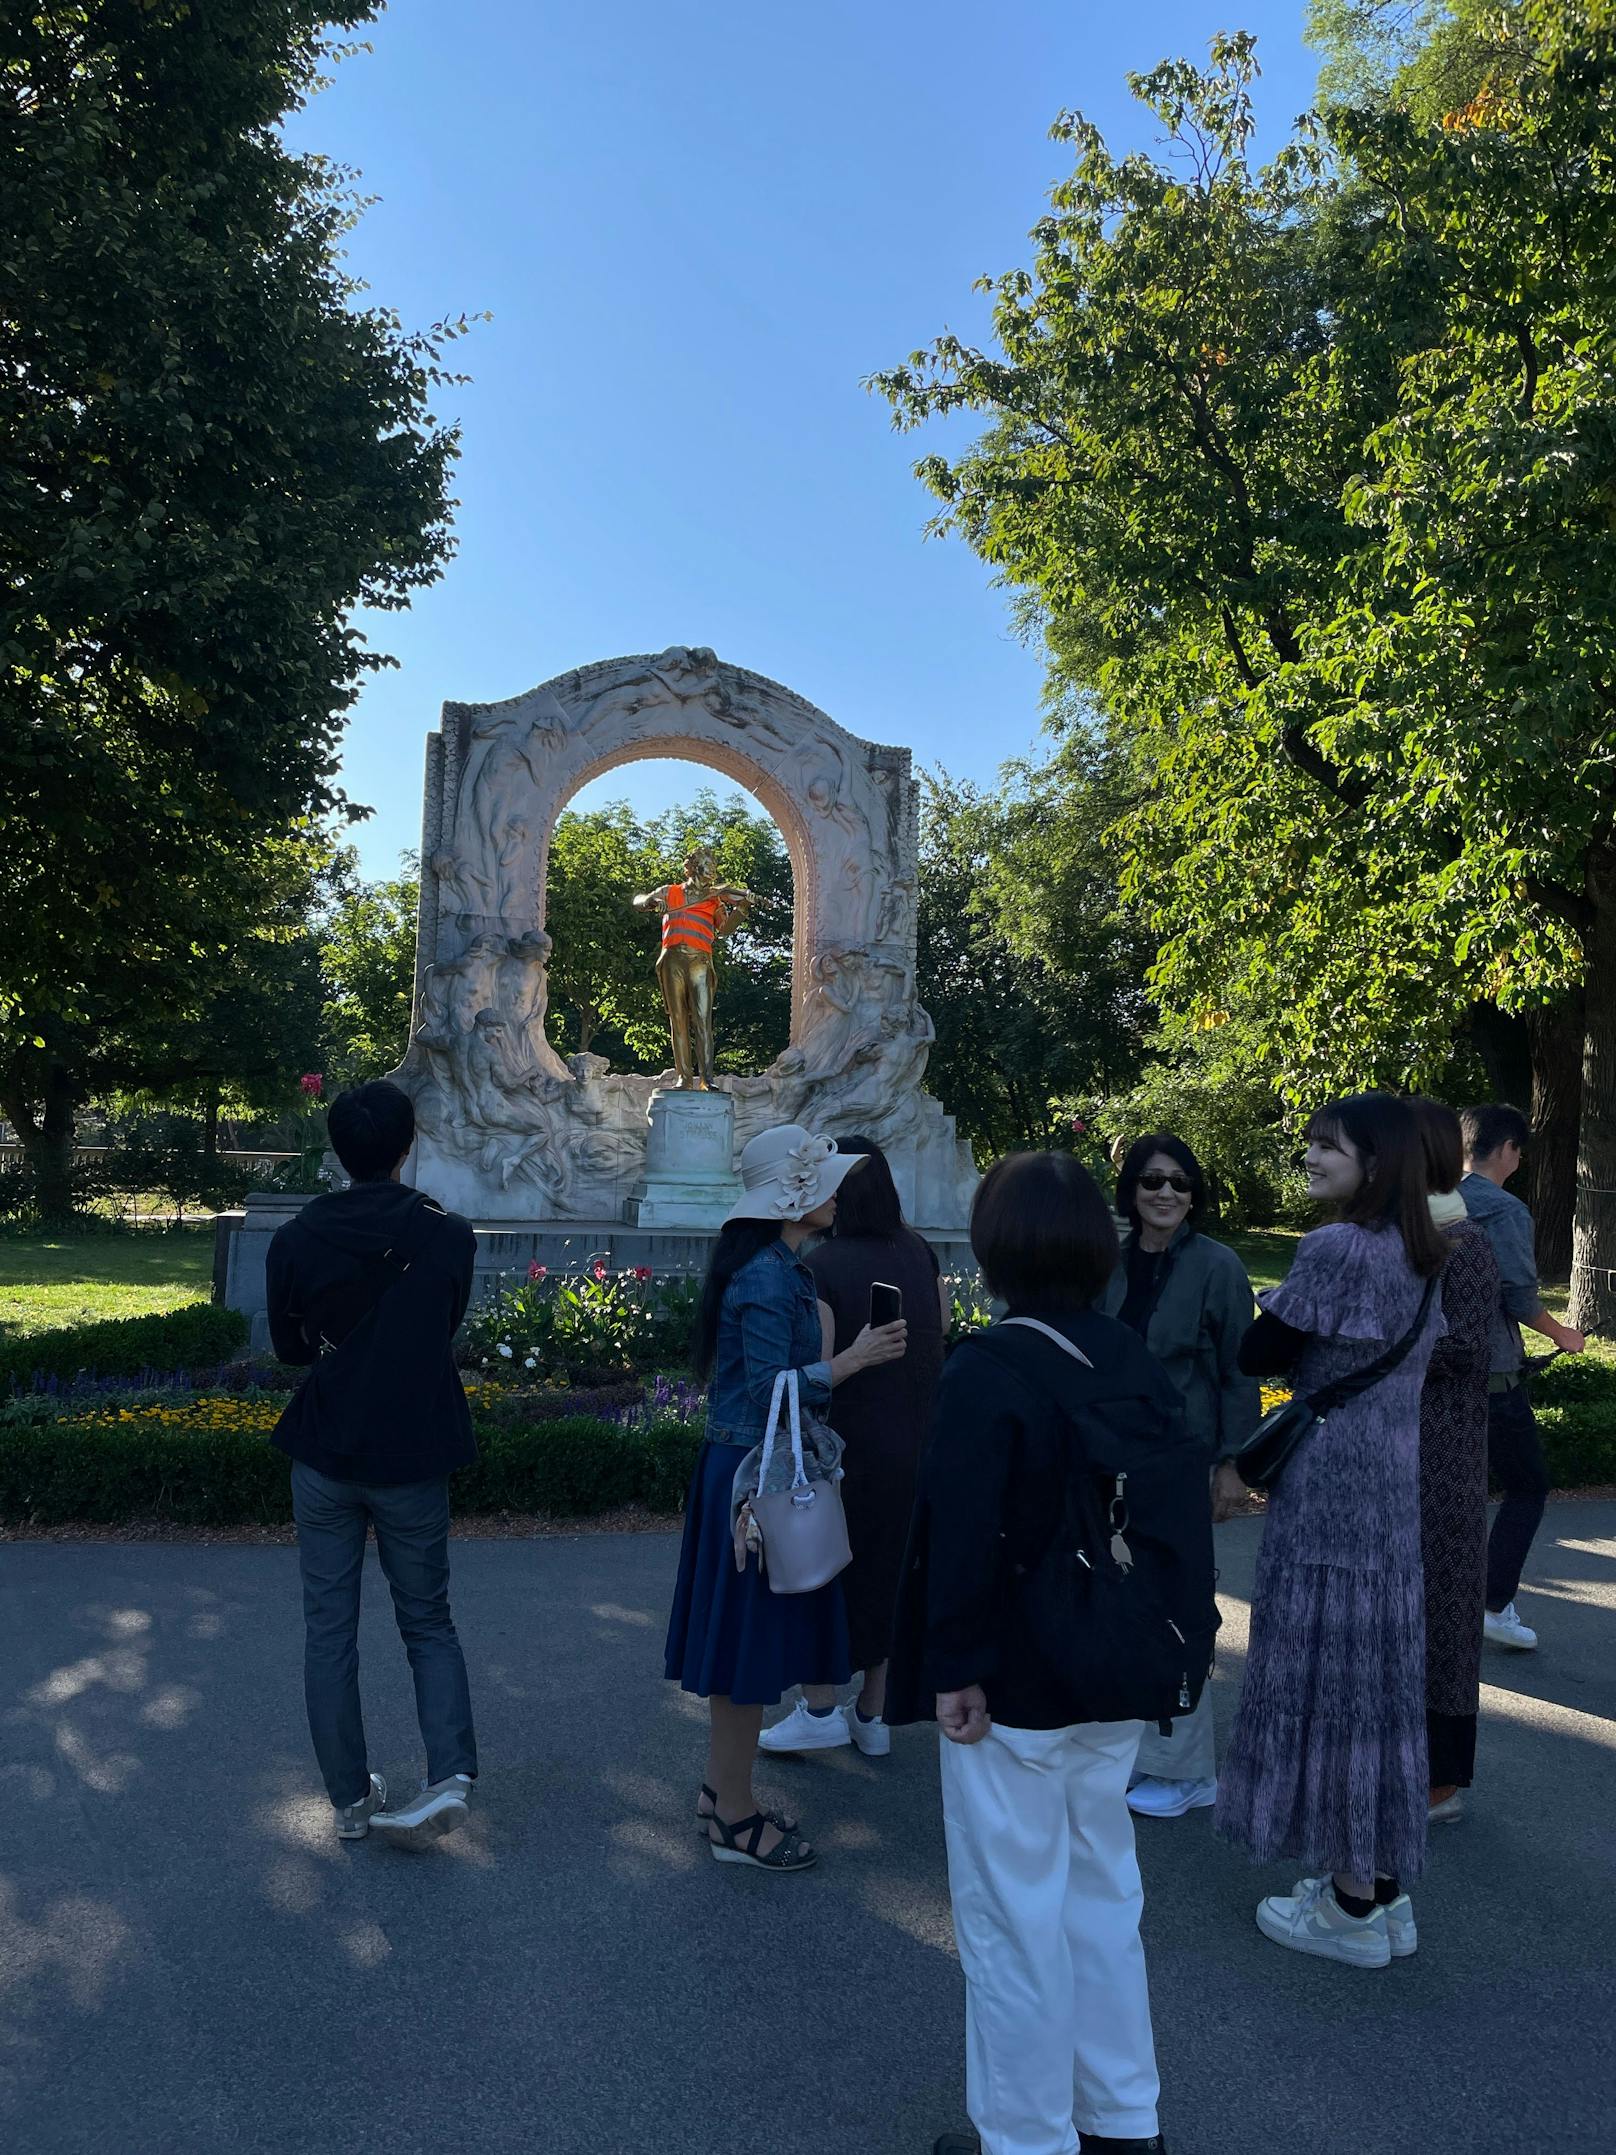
top-left (1312, 0), bottom-right (1616, 1325)
top-left (875, 22), bottom-right (1611, 1305)
top-left (1307, 0), bottom-right (1534, 118)
top-left (0, 3), bottom-right (468, 1214)
top-left (318, 850), bottom-right (421, 1093)
top-left (917, 769), bottom-right (1150, 1157)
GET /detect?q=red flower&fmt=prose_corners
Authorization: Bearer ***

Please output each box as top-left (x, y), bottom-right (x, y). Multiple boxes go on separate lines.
top-left (1070, 1115), bottom-right (1087, 1136)
top-left (633, 1264), bottom-right (654, 1282)
top-left (591, 1260), bottom-right (608, 1282)
top-left (528, 1260), bottom-right (547, 1282)
top-left (300, 1072), bottom-right (324, 1098)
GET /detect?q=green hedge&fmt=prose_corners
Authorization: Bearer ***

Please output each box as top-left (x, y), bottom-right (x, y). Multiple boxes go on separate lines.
top-left (0, 1397), bottom-right (702, 1527)
top-left (3, 1345), bottom-right (1612, 1530)
top-left (0, 1302), bottom-right (247, 1389)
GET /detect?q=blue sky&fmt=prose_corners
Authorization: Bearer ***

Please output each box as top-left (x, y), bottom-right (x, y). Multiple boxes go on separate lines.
top-left (289, 2), bottom-right (1321, 876)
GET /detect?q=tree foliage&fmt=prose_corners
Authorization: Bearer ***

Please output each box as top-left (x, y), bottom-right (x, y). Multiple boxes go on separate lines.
top-left (877, 6), bottom-right (1616, 1319)
top-left (0, 3), bottom-right (468, 1212)
top-left (916, 764), bottom-right (1152, 1157)
top-left (318, 849), bottom-right (420, 1094)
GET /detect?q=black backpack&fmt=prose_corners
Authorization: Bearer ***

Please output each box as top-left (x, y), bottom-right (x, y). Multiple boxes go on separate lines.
top-left (977, 1318), bottom-right (1220, 1734)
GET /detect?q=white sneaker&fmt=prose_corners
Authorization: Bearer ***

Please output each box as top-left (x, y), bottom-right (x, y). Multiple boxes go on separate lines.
top-left (369, 1773), bottom-right (473, 1849)
top-left (1257, 1878), bottom-right (1391, 1967)
top-left (842, 1702), bottom-right (891, 1757)
top-left (1428, 1789), bottom-right (1466, 1824)
top-left (758, 1700), bottom-right (852, 1755)
top-left (1484, 1601), bottom-right (1538, 1651)
top-left (1291, 1875), bottom-right (1417, 1959)
top-left (1127, 1776), bottom-right (1217, 1819)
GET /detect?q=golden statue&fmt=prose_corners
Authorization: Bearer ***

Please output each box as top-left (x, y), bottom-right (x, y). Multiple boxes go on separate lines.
top-left (632, 845), bottom-right (756, 1089)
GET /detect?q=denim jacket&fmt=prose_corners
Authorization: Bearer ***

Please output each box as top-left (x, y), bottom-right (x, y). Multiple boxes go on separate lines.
top-left (705, 1240), bottom-right (832, 1448)
top-left (1461, 1172), bottom-right (1541, 1373)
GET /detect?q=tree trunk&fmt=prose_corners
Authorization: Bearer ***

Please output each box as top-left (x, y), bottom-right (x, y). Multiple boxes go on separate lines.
top-left (1526, 992), bottom-right (1583, 1284)
top-left (202, 1081), bottom-right (220, 1160)
top-left (0, 1059), bottom-right (79, 1220)
top-left (1569, 871), bottom-right (1616, 1335)
top-left (577, 1004), bottom-right (595, 1055)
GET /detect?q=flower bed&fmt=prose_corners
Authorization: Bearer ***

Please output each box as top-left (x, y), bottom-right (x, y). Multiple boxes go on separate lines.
top-left (461, 1264), bottom-right (702, 1383)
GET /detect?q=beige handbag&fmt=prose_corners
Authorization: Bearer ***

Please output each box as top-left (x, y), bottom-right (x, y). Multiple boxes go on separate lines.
top-left (748, 1368), bottom-right (852, 1596)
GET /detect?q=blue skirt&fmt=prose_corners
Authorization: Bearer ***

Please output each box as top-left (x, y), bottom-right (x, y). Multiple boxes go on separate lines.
top-left (664, 1440), bottom-right (851, 1705)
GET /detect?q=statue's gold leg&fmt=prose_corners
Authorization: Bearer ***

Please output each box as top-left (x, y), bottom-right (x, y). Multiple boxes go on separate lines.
top-left (658, 952), bottom-right (694, 1088)
top-left (689, 960), bottom-right (717, 1090)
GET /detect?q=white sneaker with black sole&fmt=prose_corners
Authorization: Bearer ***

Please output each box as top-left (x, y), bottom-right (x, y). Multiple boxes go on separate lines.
top-left (1483, 1601), bottom-right (1538, 1651)
top-left (1256, 1877), bottom-right (1391, 1967)
top-left (1291, 1874), bottom-right (1417, 1958)
top-left (843, 1702), bottom-right (891, 1757)
top-left (370, 1773), bottom-right (473, 1849)
top-left (758, 1700), bottom-right (852, 1754)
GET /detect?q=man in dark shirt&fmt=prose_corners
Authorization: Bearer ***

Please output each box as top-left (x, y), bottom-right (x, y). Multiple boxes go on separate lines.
top-left (268, 1080), bottom-right (480, 1845)
top-left (1460, 1104), bottom-right (1585, 1654)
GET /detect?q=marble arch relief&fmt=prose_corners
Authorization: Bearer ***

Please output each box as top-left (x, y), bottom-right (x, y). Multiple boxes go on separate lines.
top-left (392, 649), bottom-right (979, 1227)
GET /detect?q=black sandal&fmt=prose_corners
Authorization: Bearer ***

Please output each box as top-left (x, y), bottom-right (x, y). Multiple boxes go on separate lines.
top-left (707, 1809), bottom-right (817, 1871)
top-left (694, 1784), bottom-right (797, 1836)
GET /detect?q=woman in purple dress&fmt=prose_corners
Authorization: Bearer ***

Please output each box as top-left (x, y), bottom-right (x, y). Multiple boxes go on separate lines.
top-left (1212, 1093), bottom-right (1447, 1968)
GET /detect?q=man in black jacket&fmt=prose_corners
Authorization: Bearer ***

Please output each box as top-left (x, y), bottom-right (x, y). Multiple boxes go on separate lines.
top-left (268, 1080), bottom-right (480, 1847)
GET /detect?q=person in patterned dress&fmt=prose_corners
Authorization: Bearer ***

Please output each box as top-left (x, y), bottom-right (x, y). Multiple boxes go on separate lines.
top-left (1212, 1093), bottom-right (1447, 1968)
top-left (1412, 1099), bottom-right (1500, 1820)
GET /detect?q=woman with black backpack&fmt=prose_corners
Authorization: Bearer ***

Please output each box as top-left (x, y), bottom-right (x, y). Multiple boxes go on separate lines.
top-left (889, 1152), bottom-right (1216, 2155)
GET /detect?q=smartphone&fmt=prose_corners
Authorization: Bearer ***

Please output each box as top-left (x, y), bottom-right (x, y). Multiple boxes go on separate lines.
top-left (870, 1281), bottom-right (904, 1328)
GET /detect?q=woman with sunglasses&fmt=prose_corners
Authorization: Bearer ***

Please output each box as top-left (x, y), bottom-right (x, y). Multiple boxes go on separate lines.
top-left (1101, 1134), bottom-right (1261, 1819)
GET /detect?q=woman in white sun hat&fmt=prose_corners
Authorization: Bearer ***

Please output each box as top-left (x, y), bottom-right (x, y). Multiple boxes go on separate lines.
top-left (664, 1124), bottom-right (908, 1872)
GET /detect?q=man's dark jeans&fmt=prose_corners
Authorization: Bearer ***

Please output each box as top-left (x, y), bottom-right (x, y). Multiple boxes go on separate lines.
top-left (1485, 1381), bottom-right (1551, 1612)
top-left (291, 1462), bottom-right (477, 1808)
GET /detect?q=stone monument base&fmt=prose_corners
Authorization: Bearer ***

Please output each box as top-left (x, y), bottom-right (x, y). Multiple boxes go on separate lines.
top-left (625, 1087), bottom-right (742, 1229)
top-left (213, 1196), bottom-right (975, 1355)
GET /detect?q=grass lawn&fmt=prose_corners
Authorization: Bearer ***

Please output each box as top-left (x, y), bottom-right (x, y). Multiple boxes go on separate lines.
top-left (0, 1226), bottom-right (216, 1341)
top-left (1219, 1226), bottom-right (1301, 1291)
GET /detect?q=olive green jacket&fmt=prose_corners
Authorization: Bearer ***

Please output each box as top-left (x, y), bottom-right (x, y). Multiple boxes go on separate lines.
top-left (1100, 1227), bottom-right (1262, 1457)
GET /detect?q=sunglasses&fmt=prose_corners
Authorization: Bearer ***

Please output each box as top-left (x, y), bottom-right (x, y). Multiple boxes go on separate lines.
top-left (1137, 1172), bottom-right (1193, 1195)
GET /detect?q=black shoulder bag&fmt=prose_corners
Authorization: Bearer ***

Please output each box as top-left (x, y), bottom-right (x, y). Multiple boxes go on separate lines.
top-left (297, 1198), bottom-right (448, 1355)
top-left (1224, 1274), bottom-right (1439, 1494)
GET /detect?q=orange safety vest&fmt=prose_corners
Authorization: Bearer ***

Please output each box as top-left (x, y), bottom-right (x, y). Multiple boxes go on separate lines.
top-left (660, 884), bottom-right (725, 955)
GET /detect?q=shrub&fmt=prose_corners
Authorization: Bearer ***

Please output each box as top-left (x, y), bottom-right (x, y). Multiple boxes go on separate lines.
top-left (0, 1383), bottom-right (703, 1526)
top-left (0, 1302), bottom-right (247, 1390)
top-left (1530, 1344), bottom-right (1616, 1485)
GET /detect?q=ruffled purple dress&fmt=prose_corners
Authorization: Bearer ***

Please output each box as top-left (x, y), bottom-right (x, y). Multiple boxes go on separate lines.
top-left (1216, 1222), bottom-right (1443, 1884)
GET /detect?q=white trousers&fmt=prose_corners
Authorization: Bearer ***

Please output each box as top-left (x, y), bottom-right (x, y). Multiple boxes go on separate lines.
top-left (1132, 1682), bottom-right (1216, 1784)
top-left (940, 1720), bottom-right (1161, 2155)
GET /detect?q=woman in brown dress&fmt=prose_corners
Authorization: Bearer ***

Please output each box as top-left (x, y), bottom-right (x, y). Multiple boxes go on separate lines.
top-left (759, 1138), bottom-right (948, 1759)
top-left (1414, 1098), bottom-right (1501, 1820)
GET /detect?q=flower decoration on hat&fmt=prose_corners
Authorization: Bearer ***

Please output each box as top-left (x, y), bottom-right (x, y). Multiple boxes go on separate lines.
top-left (773, 1133), bottom-right (838, 1217)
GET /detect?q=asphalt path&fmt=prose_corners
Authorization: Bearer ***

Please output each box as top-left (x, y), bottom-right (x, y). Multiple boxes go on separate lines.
top-left (4, 1503), bottom-right (1613, 2155)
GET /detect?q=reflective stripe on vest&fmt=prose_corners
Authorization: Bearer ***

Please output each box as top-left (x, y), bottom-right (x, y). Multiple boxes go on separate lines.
top-left (661, 885), bottom-right (722, 953)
